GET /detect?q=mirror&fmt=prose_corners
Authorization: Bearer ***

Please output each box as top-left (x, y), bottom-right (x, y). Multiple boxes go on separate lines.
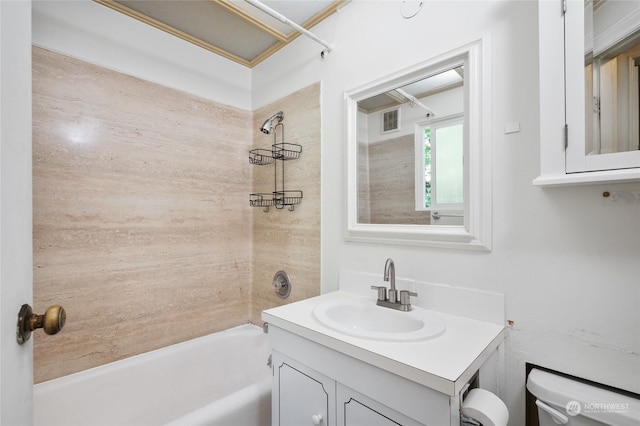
top-left (585, 0), bottom-right (640, 156)
top-left (356, 67), bottom-right (464, 226)
top-left (345, 39), bottom-right (492, 250)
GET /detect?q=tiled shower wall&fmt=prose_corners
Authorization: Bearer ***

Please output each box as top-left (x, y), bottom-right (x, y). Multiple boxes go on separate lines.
top-left (250, 84), bottom-right (321, 323)
top-left (32, 47), bottom-right (320, 383)
top-left (362, 135), bottom-right (430, 225)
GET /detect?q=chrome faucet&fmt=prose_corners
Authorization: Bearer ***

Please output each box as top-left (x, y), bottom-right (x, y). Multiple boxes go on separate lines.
top-left (384, 258), bottom-right (397, 303)
top-left (371, 258), bottom-right (417, 312)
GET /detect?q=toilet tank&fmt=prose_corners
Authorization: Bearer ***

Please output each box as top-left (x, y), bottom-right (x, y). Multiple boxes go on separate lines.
top-left (527, 368), bottom-right (640, 426)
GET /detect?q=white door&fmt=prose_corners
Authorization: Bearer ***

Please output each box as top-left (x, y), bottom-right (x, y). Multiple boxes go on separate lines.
top-left (0, 1), bottom-right (34, 424)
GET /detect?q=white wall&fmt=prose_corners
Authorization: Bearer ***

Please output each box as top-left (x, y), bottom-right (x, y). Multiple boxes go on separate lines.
top-left (253, 1), bottom-right (640, 424)
top-left (32, 0), bottom-right (252, 110)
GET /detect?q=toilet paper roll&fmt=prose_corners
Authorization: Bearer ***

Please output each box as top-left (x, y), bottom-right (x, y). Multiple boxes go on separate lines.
top-left (461, 388), bottom-right (509, 426)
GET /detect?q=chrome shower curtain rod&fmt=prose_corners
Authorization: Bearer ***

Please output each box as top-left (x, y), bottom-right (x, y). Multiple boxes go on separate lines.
top-left (395, 88), bottom-right (436, 118)
top-left (244, 0), bottom-right (334, 56)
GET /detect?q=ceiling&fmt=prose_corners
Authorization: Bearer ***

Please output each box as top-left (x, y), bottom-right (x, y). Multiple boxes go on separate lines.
top-left (94, 0), bottom-right (345, 68)
top-left (358, 66), bottom-right (464, 113)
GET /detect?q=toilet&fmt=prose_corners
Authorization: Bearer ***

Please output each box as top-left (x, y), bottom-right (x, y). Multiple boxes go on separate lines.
top-left (527, 368), bottom-right (640, 426)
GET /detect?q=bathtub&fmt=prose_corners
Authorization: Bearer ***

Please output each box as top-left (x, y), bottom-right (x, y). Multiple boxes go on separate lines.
top-left (34, 324), bottom-right (272, 426)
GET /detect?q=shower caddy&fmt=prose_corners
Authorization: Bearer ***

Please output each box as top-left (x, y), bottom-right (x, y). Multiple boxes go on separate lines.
top-left (249, 120), bottom-right (302, 211)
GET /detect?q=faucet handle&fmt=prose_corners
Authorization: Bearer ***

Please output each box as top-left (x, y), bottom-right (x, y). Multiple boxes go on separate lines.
top-left (399, 290), bottom-right (418, 306)
top-left (370, 285), bottom-right (387, 301)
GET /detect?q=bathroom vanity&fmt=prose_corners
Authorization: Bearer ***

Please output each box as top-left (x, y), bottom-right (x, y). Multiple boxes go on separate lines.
top-left (262, 291), bottom-right (506, 426)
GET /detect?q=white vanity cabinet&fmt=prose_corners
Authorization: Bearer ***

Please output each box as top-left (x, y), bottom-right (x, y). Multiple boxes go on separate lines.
top-left (263, 291), bottom-right (507, 426)
top-left (270, 326), bottom-right (456, 426)
top-left (273, 348), bottom-right (426, 426)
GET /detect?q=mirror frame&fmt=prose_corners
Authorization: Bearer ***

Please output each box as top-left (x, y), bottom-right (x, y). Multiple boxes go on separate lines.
top-left (344, 38), bottom-right (492, 250)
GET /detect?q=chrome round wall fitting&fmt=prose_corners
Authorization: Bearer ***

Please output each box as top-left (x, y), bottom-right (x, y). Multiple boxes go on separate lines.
top-left (272, 270), bottom-right (292, 299)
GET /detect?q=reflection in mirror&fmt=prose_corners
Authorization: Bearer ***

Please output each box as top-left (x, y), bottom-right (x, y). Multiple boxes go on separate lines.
top-left (357, 67), bottom-right (464, 225)
top-left (585, 0), bottom-right (640, 155)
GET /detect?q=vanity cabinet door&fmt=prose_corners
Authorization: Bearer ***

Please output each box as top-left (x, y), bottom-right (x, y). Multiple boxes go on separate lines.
top-left (337, 384), bottom-right (425, 426)
top-left (273, 351), bottom-right (336, 426)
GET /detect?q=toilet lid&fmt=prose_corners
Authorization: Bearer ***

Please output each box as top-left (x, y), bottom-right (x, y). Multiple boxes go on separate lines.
top-left (527, 369), bottom-right (640, 426)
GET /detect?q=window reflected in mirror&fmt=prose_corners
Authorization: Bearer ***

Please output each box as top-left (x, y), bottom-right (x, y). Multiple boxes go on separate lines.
top-left (356, 66), bottom-right (464, 225)
top-left (585, 0), bottom-right (640, 155)
top-left (417, 115), bottom-right (464, 212)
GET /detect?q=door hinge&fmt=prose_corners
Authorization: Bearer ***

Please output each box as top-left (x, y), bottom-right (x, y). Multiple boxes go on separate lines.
top-left (593, 96), bottom-right (601, 114)
top-left (563, 124), bottom-right (568, 150)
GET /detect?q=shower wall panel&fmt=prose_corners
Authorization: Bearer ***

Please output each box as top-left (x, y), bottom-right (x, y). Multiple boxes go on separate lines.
top-left (250, 83), bottom-right (321, 323)
top-left (32, 47), bottom-right (252, 383)
top-left (366, 135), bottom-right (430, 225)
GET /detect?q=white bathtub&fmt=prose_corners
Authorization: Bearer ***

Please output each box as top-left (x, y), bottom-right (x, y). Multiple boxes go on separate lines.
top-left (34, 324), bottom-right (272, 426)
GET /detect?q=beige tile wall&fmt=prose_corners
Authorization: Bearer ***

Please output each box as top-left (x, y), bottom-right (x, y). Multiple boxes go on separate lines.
top-left (32, 47), bottom-right (258, 383)
top-left (364, 135), bottom-right (431, 225)
top-left (357, 142), bottom-right (371, 223)
top-left (33, 47), bottom-right (321, 383)
top-left (250, 84), bottom-right (322, 323)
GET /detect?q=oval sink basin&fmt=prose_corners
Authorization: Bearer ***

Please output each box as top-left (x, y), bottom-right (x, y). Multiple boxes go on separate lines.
top-left (313, 298), bottom-right (446, 341)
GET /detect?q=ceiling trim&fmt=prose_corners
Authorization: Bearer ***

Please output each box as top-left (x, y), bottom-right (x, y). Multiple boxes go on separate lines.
top-left (213, 0), bottom-right (288, 43)
top-left (247, 0), bottom-right (345, 67)
top-left (299, 1), bottom-right (344, 34)
top-left (249, 40), bottom-right (288, 68)
top-left (93, 0), bottom-right (345, 69)
top-left (94, 0), bottom-right (252, 67)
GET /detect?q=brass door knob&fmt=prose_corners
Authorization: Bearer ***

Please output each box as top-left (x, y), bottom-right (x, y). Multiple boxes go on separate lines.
top-left (16, 304), bottom-right (66, 345)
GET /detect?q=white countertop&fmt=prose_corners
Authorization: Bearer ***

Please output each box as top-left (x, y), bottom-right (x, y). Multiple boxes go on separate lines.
top-left (262, 291), bottom-right (507, 396)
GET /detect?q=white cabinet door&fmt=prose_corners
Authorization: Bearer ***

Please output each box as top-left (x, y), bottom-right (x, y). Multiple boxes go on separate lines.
top-left (274, 351), bottom-right (336, 426)
top-left (338, 384), bottom-right (425, 426)
top-left (564, 0), bottom-right (640, 173)
top-left (343, 398), bottom-right (401, 426)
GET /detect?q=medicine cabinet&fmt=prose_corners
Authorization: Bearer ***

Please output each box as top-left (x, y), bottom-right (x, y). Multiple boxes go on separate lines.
top-left (535, 0), bottom-right (640, 187)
